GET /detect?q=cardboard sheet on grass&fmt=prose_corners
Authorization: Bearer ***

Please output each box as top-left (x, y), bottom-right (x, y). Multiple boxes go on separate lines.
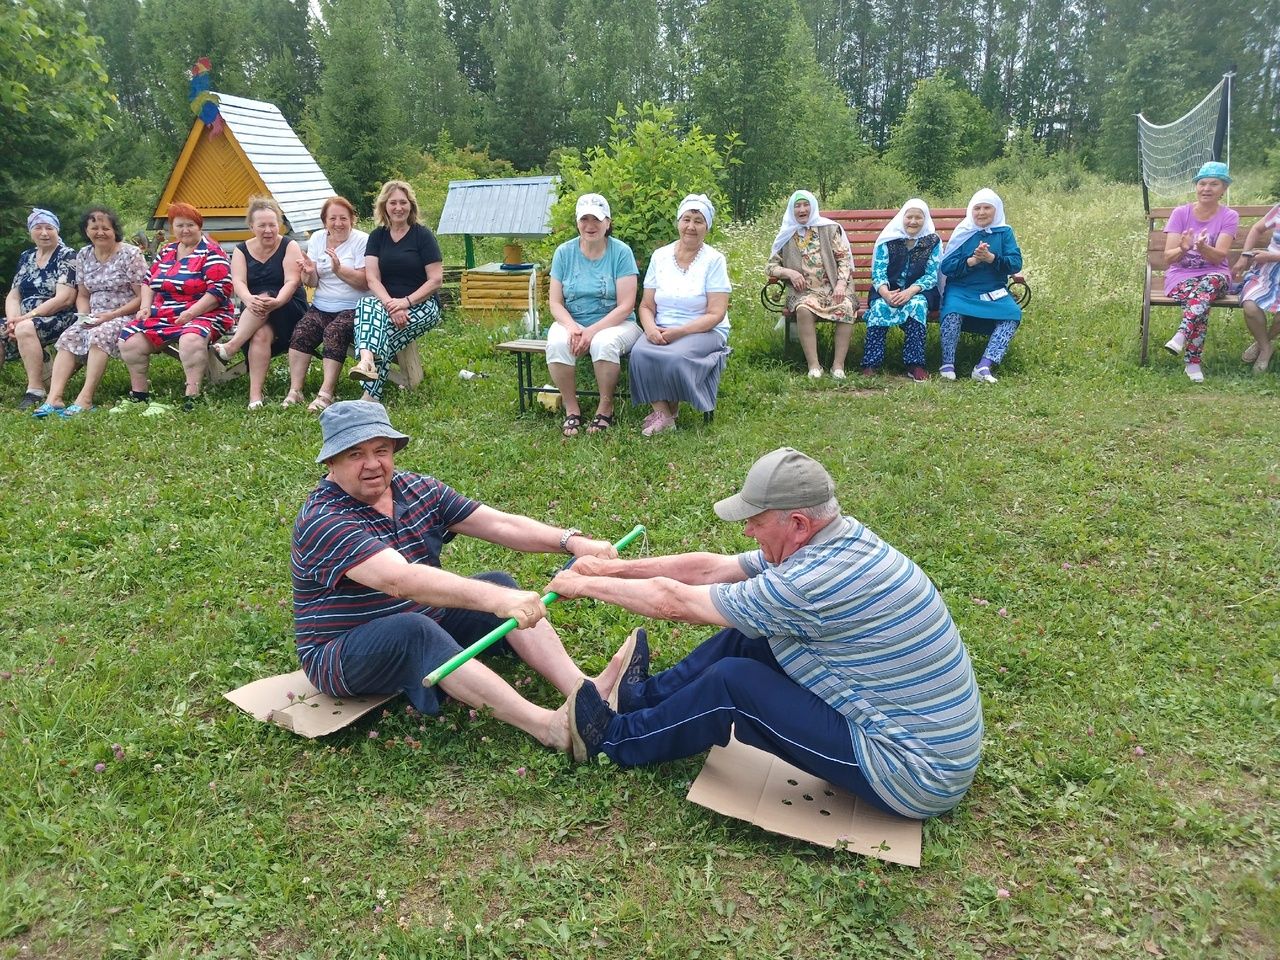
top-left (687, 733), bottom-right (921, 866)
top-left (225, 671), bottom-right (395, 738)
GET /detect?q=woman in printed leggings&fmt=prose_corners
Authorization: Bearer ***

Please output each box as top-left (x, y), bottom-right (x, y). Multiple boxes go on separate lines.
top-left (937, 189), bottom-right (1024, 383)
top-left (1160, 161), bottom-right (1238, 382)
top-left (348, 180), bottom-right (443, 401)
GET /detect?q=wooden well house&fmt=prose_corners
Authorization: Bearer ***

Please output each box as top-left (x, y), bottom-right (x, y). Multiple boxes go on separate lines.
top-left (150, 92), bottom-right (334, 242)
top-left (436, 176), bottom-right (557, 314)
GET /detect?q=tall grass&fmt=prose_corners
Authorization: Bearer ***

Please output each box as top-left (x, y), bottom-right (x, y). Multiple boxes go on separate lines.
top-left (1, 173), bottom-right (1276, 959)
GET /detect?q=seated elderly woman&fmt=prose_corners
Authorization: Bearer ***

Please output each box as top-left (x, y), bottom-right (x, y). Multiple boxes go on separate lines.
top-left (4, 208), bottom-right (78, 410)
top-left (630, 194), bottom-right (731, 436)
top-left (283, 195), bottom-right (368, 412)
top-left (1160, 161), bottom-right (1238, 382)
top-left (863, 198), bottom-right (940, 381)
top-left (765, 190), bottom-right (855, 378)
top-left (1235, 201), bottom-right (1280, 373)
top-left (34, 206), bottom-right (148, 418)
top-left (547, 193), bottom-right (640, 436)
top-left (938, 189), bottom-right (1025, 384)
top-left (213, 197), bottom-right (307, 409)
top-left (347, 180), bottom-right (443, 402)
top-left (119, 202), bottom-right (235, 410)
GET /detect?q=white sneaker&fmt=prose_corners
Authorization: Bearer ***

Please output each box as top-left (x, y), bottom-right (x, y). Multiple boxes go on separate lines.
top-left (939, 366), bottom-right (956, 381)
top-left (1184, 362), bottom-right (1204, 383)
top-left (1164, 331), bottom-right (1187, 356)
top-left (971, 367), bottom-right (998, 384)
top-left (807, 367), bottom-right (823, 379)
top-left (831, 368), bottom-right (846, 380)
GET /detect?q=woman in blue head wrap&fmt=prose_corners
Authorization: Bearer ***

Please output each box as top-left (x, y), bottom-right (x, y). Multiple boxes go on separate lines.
top-left (4, 208), bottom-right (78, 409)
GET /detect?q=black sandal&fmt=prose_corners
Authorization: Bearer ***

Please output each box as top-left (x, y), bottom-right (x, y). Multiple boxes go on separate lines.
top-left (587, 412), bottom-right (614, 434)
top-left (562, 414), bottom-right (583, 437)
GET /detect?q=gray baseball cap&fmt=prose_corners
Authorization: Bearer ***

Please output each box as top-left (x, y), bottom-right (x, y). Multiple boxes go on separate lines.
top-left (713, 447), bottom-right (835, 521)
top-left (316, 400), bottom-right (410, 463)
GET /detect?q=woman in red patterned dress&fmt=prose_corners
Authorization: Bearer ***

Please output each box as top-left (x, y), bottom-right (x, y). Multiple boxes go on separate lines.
top-left (119, 203), bottom-right (235, 410)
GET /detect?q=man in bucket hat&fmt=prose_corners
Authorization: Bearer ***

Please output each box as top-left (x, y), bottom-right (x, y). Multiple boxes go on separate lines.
top-left (293, 400), bottom-right (627, 750)
top-left (548, 447), bottom-right (983, 819)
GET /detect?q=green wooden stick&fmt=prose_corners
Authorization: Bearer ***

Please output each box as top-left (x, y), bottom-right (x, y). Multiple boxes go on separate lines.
top-left (422, 524), bottom-right (646, 687)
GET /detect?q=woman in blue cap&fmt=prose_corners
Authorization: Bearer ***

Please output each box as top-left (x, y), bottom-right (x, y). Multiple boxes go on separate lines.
top-left (1160, 161), bottom-right (1238, 382)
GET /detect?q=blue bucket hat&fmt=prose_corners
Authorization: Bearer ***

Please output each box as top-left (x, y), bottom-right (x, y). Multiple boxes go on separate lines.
top-left (316, 400), bottom-right (410, 463)
top-left (1192, 161), bottom-right (1232, 185)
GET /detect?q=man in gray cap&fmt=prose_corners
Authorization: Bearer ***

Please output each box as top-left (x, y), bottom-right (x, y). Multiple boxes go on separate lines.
top-left (293, 400), bottom-right (628, 751)
top-left (548, 447), bottom-right (983, 819)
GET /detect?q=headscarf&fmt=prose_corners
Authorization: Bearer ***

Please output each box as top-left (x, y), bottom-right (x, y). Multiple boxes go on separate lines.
top-left (874, 198), bottom-right (935, 250)
top-left (943, 189), bottom-right (1007, 257)
top-left (677, 194), bottom-right (715, 231)
top-left (27, 208), bottom-right (60, 232)
top-left (770, 190), bottom-right (840, 256)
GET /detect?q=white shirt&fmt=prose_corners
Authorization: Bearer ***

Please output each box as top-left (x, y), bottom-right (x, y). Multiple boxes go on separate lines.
top-left (643, 242), bottom-right (732, 338)
top-left (307, 229), bottom-right (369, 311)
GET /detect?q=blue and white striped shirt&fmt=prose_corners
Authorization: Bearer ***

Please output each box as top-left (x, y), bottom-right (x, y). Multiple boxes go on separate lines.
top-left (711, 516), bottom-right (982, 818)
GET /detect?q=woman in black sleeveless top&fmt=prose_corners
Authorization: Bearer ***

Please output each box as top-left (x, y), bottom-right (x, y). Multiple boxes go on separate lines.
top-left (219, 198), bottom-right (307, 409)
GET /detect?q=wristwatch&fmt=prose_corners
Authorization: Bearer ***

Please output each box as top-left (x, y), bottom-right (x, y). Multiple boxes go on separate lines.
top-left (559, 528), bottom-right (582, 552)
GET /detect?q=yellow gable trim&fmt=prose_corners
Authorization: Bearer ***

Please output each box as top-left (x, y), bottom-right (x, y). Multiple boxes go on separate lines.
top-left (153, 119), bottom-right (270, 219)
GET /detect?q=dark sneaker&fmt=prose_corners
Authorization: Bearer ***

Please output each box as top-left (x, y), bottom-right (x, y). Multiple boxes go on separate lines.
top-left (18, 391), bottom-right (45, 411)
top-left (568, 679), bottom-right (615, 763)
top-left (907, 366), bottom-right (929, 382)
top-left (859, 367), bottom-right (881, 378)
top-left (182, 393), bottom-right (202, 413)
top-left (614, 628), bottom-right (650, 713)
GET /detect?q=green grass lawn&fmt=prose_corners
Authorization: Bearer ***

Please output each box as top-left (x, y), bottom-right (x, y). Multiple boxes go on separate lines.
top-left (1, 177), bottom-right (1277, 959)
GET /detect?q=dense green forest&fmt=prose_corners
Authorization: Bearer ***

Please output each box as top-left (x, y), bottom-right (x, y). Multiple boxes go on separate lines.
top-left (2, 0), bottom-right (1278, 270)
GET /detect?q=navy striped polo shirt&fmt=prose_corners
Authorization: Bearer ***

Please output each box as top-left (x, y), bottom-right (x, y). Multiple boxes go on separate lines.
top-left (291, 472), bottom-right (480, 690)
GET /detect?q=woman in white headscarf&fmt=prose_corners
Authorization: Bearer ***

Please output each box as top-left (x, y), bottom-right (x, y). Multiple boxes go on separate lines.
top-left (938, 188), bottom-right (1023, 383)
top-left (630, 194), bottom-right (731, 436)
top-left (765, 189), bottom-right (855, 378)
top-left (863, 198), bottom-right (940, 381)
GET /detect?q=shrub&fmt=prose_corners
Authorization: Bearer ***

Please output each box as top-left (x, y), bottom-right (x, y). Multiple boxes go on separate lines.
top-left (828, 159), bottom-right (920, 210)
top-left (541, 102), bottom-right (734, 269)
top-left (886, 75), bottom-right (964, 194)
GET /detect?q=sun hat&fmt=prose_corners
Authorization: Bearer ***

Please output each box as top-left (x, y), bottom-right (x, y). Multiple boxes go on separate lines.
top-left (316, 400), bottom-right (410, 463)
top-left (713, 447), bottom-right (835, 521)
top-left (576, 194), bottom-right (611, 221)
top-left (1192, 161), bottom-right (1232, 184)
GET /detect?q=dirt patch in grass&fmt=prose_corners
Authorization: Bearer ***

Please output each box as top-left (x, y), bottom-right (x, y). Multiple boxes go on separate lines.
top-left (252, 927), bottom-right (310, 957)
top-left (1, 921), bottom-right (103, 960)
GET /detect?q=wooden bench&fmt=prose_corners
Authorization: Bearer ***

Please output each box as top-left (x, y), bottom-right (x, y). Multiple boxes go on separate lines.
top-left (760, 207), bottom-right (1030, 344)
top-left (494, 337), bottom-right (711, 423)
top-left (1140, 204), bottom-right (1273, 364)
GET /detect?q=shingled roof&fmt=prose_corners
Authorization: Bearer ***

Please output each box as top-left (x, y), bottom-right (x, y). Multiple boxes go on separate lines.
top-left (151, 92), bottom-right (334, 238)
top-left (437, 176), bottom-right (558, 238)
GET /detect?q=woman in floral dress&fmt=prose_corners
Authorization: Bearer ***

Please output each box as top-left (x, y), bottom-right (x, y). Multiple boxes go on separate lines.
top-left (118, 202), bottom-right (235, 410)
top-left (765, 190), bottom-right (855, 379)
top-left (3, 208), bottom-right (78, 409)
top-left (34, 206), bottom-right (148, 418)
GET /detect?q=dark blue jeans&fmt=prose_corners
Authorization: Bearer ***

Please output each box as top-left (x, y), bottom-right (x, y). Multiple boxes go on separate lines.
top-left (602, 628), bottom-right (894, 814)
top-left (336, 571), bottom-right (515, 715)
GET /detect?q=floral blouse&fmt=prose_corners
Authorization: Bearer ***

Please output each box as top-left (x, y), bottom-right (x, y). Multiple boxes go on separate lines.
top-left (10, 242), bottom-right (77, 318)
top-left (76, 244), bottom-right (149, 316)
